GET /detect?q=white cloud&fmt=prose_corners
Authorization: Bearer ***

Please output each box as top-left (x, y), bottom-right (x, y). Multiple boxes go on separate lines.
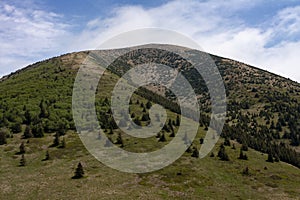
top-left (1, 0), bottom-right (300, 83)
top-left (0, 1), bottom-right (71, 77)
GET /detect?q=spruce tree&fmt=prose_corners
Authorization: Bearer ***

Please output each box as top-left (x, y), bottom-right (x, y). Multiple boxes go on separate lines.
top-left (199, 138), bottom-right (204, 144)
top-left (146, 101), bottom-right (152, 109)
top-left (224, 137), bottom-right (231, 146)
top-left (19, 154), bottom-right (26, 166)
top-left (61, 137), bottom-right (66, 148)
top-left (0, 128), bottom-right (7, 145)
top-left (267, 153), bottom-right (274, 163)
top-left (218, 144), bottom-right (230, 161)
top-left (115, 133), bottom-right (124, 147)
top-left (241, 143), bottom-right (248, 151)
top-left (191, 147), bottom-right (199, 158)
top-left (19, 142), bottom-right (25, 154)
top-left (23, 125), bottom-right (33, 139)
top-left (53, 132), bottom-right (60, 147)
top-left (159, 133), bottom-right (167, 142)
top-left (72, 162), bottom-right (84, 179)
top-left (11, 122), bottom-right (22, 133)
top-left (44, 150), bottom-right (50, 161)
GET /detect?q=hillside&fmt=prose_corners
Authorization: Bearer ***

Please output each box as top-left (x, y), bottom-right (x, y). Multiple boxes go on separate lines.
top-left (0, 45), bottom-right (300, 199)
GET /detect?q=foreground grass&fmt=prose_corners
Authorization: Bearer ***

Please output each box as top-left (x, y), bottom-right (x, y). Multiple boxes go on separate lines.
top-left (1, 128), bottom-right (299, 200)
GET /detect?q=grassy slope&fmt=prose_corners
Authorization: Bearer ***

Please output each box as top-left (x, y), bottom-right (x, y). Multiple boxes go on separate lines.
top-left (0, 50), bottom-right (300, 199)
top-left (1, 130), bottom-right (299, 199)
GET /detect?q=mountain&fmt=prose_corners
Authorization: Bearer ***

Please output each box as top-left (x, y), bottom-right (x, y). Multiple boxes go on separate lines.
top-left (0, 44), bottom-right (299, 199)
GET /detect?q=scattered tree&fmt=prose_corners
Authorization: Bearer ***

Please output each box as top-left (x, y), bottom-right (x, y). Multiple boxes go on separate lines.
top-left (267, 153), bottom-right (274, 163)
top-left (0, 128), bottom-right (8, 145)
top-left (45, 150), bottom-right (50, 161)
top-left (224, 137), bottom-right (231, 146)
top-left (217, 144), bottom-right (230, 161)
top-left (61, 137), bottom-right (66, 148)
top-left (19, 154), bottom-right (26, 166)
top-left (238, 148), bottom-right (248, 160)
top-left (11, 122), bottom-right (22, 133)
top-left (159, 133), bottom-right (167, 142)
top-left (242, 166), bottom-right (250, 176)
top-left (72, 162), bottom-right (84, 179)
top-left (53, 133), bottom-right (60, 147)
top-left (115, 133), bottom-right (124, 147)
top-left (23, 125), bottom-right (33, 139)
top-left (19, 142), bottom-right (26, 154)
top-left (191, 147), bottom-right (199, 158)
top-left (199, 138), bottom-right (204, 144)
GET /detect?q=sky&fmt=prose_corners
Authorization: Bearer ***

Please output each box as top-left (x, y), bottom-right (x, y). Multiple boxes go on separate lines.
top-left (0, 0), bottom-right (300, 82)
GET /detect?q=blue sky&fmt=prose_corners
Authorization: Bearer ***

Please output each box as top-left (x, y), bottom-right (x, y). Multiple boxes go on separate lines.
top-left (0, 0), bottom-right (300, 82)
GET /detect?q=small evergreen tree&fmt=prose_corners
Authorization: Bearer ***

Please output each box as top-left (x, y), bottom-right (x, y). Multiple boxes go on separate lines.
top-left (238, 149), bottom-right (248, 160)
top-left (241, 143), bottom-right (248, 151)
top-left (72, 162), bottom-right (84, 179)
top-left (11, 122), bottom-right (22, 133)
top-left (199, 138), bottom-right (204, 144)
top-left (19, 142), bottom-right (26, 154)
top-left (19, 154), bottom-right (26, 166)
top-left (23, 125), bottom-right (33, 139)
top-left (32, 123), bottom-right (44, 138)
top-left (224, 137), bottom-right (231, 146)
top-left (267, 153), bottom-right (274, 163)
top-left (217, 144), bottom-right (230, 161)
top-left (169, 129), bottom-right (175, 137)
top-left (146, 101), bottom-right (152, 109)
top-left (186, 145), bottom-right (193, 153)
top-left (159, 133), bottom-right (167, 142)
top-left (115, 133), bottom-right (124, 147)
top-left (141, 114), bottom-right (150, 121)
top-left (45, 150), bottom-right (50, 161)
top-left (0, 128), bottom-right (8, 145)
top-left (133, 118), bottom-right (142, 126)
top-left (53, 132), bottom-right (60, 147)
top-left (61, 137), bottom-right (66, 148)
top-left (191, 147), bottom-right (199, 158)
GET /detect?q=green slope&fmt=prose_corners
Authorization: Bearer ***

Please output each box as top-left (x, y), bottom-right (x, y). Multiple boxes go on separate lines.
top-left (0, 45), bottom-right (300, 199)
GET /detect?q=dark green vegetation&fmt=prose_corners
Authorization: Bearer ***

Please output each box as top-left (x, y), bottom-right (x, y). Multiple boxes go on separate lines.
top-left (0, 45), bottom-right (300, 199)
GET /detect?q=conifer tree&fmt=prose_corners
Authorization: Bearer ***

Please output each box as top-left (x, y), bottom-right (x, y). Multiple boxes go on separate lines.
top-left (224, 137), bottom-right (231, 146)
top-left (61, 137), bottom-right (66, 148)
top-left (267, 153), bottom-right (274, 163)
top-left (53, 132), bottom-right (60, 147)
top-left (19, 142), bottom-right (25, 154)
top-left (115, 133), bottom-right (124, 147)
top-left (0, 128), bottom-right (7, 145)
top-left (72, 162), bottom-right (84, 179)
top-left (159, 133), bottom-right (167, 142)
top-left (19, 154), bottom-right (26, 166)
top-left (218, 144), bottom-right (230, 161)
top-left (45, 150), bottom-right (50, 161)
top-left (191, 147), bottom-right (199, 158)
